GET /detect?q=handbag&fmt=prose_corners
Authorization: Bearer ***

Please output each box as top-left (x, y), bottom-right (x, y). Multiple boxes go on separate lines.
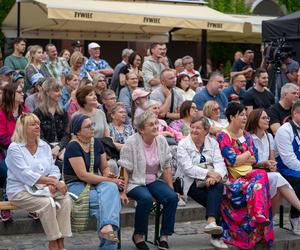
top-left (69, 137), bottom-right (95, 232)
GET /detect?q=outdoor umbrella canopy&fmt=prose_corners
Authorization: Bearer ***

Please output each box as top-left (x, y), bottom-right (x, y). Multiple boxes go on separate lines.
top-left (2, 0), bottom-right (250, 41)
top-left (262, 10), bottom-right (300, 41)
top-left (262, 10), bottom-right (300, 62)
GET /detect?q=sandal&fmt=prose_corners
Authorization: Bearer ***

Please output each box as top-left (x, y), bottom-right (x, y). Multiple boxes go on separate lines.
top-left (99, 231), bottom-right (119, 243)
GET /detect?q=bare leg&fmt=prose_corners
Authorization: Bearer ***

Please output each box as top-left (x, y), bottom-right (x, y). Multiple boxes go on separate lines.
top-left (279, 185), bottom-right (300, 212)
top-left (57, 238), bottom-right (64, 250)
top-left (160, 235), bottom-right (168, 241)
top-left (48, 240), bottom-right (59, 250)
top-left (272, 192), bottom-right (282, 215)
top-left (100, 224), bottom-right (113, 234)
top-left (207, 216), bottom-right (216, 224)
top-left (133, 234), bottom-right (145, 243)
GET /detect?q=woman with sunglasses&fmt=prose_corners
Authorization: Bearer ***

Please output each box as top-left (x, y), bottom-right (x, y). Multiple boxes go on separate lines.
top-left (175, 115), bottom-right (228, 249)
top-left (246, 109), bottom-right (300, 216)
top-left (216, 102), bottom-right (274, 249)
top-left (203, 100), bottom-right (228, 136)
top-left (65, 113), bottom-right (123, 250)
top-left (0, 82), bottom-right (29, 222)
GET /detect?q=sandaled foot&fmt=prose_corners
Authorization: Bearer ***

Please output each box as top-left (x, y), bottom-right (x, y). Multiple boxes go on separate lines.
top-left (99, 231), bottom-right (119, 243)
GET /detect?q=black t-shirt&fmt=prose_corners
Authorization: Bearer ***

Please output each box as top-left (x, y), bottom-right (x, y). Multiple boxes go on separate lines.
top-left (243, 87), bottom-right (275, 110)
top-left (268, 102), bottom-right (291, 126)
top-left (63, 138), bottom-right (105, 184)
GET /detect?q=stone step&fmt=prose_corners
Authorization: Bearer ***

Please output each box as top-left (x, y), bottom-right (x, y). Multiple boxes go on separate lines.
top-left (0, 200), bottom-right (205, 235)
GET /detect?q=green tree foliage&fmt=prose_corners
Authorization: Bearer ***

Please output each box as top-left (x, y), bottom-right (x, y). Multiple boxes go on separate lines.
top-left (0, 0), bottom-right (15, 49)
top-left (278, 0), bottom-right (300, 13)
top-left (208, 0), bottom-right (250, 14)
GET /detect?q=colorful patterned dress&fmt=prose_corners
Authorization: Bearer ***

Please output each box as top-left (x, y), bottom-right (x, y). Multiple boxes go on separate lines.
top-left (216, 130), bottom-right (274, 249)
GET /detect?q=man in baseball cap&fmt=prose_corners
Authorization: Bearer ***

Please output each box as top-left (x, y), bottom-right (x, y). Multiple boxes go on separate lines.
top-left (0, 66), bottom-right (14, 81)
top-left (72, 40), bottom-right (83, 53)
top-left (85, 42), bottom-right (113, 78)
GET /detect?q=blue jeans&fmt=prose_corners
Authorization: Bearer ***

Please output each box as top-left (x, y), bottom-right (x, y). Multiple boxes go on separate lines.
top-left (0, 160), bottom-right (8, 200)
top-left (68, 181), bottom-right (121, 250)
top-left (127, 180), bottom-right (178, 236)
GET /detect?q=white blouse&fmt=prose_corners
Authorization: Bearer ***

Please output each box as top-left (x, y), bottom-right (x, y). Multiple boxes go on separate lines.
top-left (251, 132), bottom-right (274, 163)
top-left (5, 140), bottom-right (60, 200)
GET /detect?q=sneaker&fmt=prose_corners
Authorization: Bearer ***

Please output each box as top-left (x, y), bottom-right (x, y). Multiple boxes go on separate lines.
top-left (177, 197), bottom-right (186, 207)
top-left (157, 240), bottom-right (169, 250)
top-left (210, 238), bottom-right (228, 249)
top-left (290, 217), bottom-right (300, 235)
top-left (204, 221), bottom-right (223, 235)
top-left (0, 210), bottom-right (12, 222)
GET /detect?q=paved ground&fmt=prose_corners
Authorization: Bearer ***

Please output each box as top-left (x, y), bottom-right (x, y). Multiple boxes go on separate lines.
top-left (0, 215), bottom-right (298, 250)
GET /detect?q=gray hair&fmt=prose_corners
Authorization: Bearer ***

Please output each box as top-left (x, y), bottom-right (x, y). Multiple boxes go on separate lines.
top-left (208, 72), bottom-right (224, 82)
top-left (190, 115), bottom-right (211, 130)
top-left (182, 55), bottom-right (193, 65)
top-left (134, 111), bottom-right (157, 131)
top-left (144, 100), bottom-right (162, 110)
top-left (122, 48), bottom-right (134, 58)
top-left (92, 73), bottom-right (106, 85)
top-left (281, 83), bottom-right (299, 98)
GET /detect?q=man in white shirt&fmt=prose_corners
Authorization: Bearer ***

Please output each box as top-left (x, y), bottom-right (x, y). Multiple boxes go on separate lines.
top-left (275, 100), bottom-right (300, 235)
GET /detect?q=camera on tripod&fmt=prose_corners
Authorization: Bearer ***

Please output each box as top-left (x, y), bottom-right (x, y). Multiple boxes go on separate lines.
top-left (264, 38), bottom-right (295, 69)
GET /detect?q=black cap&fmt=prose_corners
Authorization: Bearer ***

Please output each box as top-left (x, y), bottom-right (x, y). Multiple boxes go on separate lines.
top-left (72, 40), bottom-right (82, 48)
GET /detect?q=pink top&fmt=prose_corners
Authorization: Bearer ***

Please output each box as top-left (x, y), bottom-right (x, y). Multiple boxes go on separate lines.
top-left (0, 105), bottom-right (29, 160)
top-left (67, 98), bottom-right (80, 124)
top-left (144, 140), bottom-right (160, 184)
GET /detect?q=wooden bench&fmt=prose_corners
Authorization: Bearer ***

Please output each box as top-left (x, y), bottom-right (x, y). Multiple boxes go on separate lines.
top-left (0, 201), bottom-right (17, 210)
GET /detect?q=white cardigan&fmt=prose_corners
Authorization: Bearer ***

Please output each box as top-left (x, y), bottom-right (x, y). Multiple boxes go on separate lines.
top-left (176, 135), bottom-right (228, 196)
top-left (118, 133), bottom-right (171, 192)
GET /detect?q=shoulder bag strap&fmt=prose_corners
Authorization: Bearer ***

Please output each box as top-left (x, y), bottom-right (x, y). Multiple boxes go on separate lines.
top-left (169, 88), bottom-right (174, 113)
top-left (89, 137), bottom-right (94, 173)
top-left (265, 132), bottom-right (272, 160)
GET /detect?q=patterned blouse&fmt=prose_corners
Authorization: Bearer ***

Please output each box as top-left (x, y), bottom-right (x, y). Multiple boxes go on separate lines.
top-left (169, 119), bottom-right (190, 136)
top-left (216, 130), bottom-right (258, 178)
top-left (109, 123), bottom-right (135, 144)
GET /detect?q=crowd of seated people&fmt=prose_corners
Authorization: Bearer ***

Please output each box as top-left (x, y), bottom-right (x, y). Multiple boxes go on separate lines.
top-left (2, 39), bottom-right (300, 250)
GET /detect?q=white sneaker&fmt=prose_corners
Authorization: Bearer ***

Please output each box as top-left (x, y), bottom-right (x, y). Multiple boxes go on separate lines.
top-left (290, 217), bottom-right (300, 235)
top-left (203, 221), bottom-right (223, 235)
top-left (210, 238), bottom-right (228, 249)
top-left (177, 197), bottom-right (186, 207)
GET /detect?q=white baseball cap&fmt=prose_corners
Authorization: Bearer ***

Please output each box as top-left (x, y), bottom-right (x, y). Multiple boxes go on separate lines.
top-left (88, 42), bottom-right (101, 50)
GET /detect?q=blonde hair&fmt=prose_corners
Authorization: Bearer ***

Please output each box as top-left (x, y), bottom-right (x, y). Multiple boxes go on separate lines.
top-left (27, 45), bottom-right (43, 66)
top-left (12, 113), bottom-right (40, 144)
top-left (70, 51), bottom-right (84, 68)
top-left (39, 78), bottom-right (63, 115)
top-left (203, 100), bottom-right (218, 118)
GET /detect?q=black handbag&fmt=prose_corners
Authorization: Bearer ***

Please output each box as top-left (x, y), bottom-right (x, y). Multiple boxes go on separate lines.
top-left (173, 177), bottom-right (183, 195)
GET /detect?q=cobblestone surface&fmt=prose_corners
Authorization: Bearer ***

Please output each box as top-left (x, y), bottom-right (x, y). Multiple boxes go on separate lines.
top-left (0, 213), bottom-right (293, 250)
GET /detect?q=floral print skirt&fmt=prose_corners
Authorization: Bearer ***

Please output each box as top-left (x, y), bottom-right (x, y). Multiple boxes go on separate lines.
top-left (220, 169), bottom-right (274, 249)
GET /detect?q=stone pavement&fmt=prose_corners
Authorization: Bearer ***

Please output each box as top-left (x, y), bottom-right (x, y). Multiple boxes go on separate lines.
top-left (0, 215), bottom-right (300, 250)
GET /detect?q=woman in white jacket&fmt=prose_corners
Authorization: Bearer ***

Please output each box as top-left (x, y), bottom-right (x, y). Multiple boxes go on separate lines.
top-left (176, 115), bottom-right (228, 249)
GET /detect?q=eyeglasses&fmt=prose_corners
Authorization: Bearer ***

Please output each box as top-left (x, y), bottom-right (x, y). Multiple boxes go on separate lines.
top-left (261, 116), bottom-right (270, 121)
top-left (145, 120), bottom-right (159, 127)
top-left (83, 122), bottom-right (95, 129)
top-left (213, 107), bottom-right (220, 112)
top-left (106, 96), bottom-right (117, 100)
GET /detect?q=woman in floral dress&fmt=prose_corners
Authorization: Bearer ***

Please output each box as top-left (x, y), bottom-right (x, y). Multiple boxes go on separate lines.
top-left (216, 102), bottom-right (274, 249)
